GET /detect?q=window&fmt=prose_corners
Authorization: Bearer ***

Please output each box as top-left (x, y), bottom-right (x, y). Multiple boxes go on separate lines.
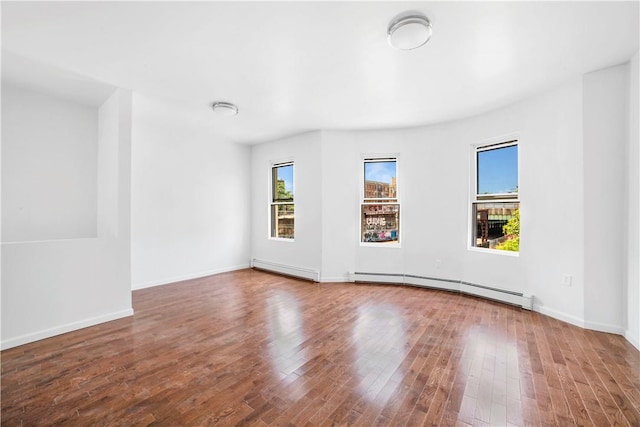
top-left (472, 141), bottom-right (519, 252)
top-left (271, 162), bottom-right (294, 239)
top-left (361, 157), bottom-right (399, 244)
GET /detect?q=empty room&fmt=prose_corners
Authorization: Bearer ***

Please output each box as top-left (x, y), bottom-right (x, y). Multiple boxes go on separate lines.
top-left (2, 1), bottom-right (640, 425)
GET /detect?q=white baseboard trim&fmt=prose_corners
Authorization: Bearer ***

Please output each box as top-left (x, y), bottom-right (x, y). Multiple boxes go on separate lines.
top-left (624, 330), bottom-right (640, 350)
top-left (460, 282), bottom-right (529, 308)
top-left (350, 272), bottom-right (405, 284)
top-left (252, 259), bottom-right (320, 282)
top-left (533, 304), bottom-right (585, 329)
top-left (404, 275), bottom-right (459, 292)
top-left (534, 304), bottom-right (625, 335)
top-left (1, 308), bottom-right (134, 350)
top-left (132, 264), bottom-right (250, 290)
top-left (584, 320), bottom-right (624, 335)
top-left (320, 275), bottom-right (350, 283)
top-left (350, 272), bottom-right (532, 310)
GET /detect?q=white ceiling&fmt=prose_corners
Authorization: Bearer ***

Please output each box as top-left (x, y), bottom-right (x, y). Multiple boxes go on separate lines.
top-left (2, 1), bottom-right (639, 145)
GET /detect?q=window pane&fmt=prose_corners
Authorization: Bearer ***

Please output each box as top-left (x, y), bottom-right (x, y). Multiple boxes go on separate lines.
top-left (361, 204), bottom-right (399, 243)
top-left (273, 164), bottom-right (294, 202)
top-left (271, 204), bottom-right (294, 239)
top-left (477, 145), bottom-right (518, 196)
top-left (473, 202), bottom-right (519, 251)
top-left (364, 161), bottom-right (396, 199)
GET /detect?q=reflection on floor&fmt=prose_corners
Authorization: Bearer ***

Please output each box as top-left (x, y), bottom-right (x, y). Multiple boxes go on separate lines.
top-left (2, 268), bottom-right (640, 426)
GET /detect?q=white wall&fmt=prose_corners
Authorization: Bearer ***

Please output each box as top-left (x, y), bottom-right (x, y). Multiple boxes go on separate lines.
top-left (583, 64), bottom-right (629, 333)
top-left (1, 88), bottom-right (133, 349)
top-left (252, 63), bottom-right (635, 335)
top-left (251, 131), bottom-right (322, 273)
top-left (2, 85), bottom-right (98, 242)
top-left (320, 131), bottom-right (357, 282)
top-left (627, 51), bottom-right (640, 348)
top-left (131, 94), bottom-right (251, 289)
top-left (318, 79), bottom-right (585, 325)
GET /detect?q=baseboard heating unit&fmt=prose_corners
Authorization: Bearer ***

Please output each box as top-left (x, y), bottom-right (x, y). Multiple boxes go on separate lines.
top-left (252, 259), bottom-right (320, 282)
top-left (350, 272), bottom-right (533, 310)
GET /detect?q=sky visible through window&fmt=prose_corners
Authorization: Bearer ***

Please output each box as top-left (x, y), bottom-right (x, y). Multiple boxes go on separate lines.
top-left (477, 145), bottom-right (518, 194)
top-left (277, 164), bottom-right (294, 194)
top-left (365, 161), bottom-right (396, 184)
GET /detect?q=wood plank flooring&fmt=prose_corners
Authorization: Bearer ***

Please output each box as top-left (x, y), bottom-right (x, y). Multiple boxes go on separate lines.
top-left (3, 268), bottom-right (640, 426)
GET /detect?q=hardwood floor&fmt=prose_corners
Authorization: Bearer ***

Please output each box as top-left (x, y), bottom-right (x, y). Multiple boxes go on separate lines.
top-left (3, 269), bottom-right (640, 426)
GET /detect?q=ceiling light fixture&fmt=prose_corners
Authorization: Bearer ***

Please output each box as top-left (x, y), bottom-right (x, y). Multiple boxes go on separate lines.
top-left (211, 101), bottom-right (238, 116)
top-left (388, 12), bottom-right (432, 50)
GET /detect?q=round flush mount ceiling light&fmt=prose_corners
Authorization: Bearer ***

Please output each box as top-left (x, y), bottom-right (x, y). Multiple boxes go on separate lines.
top-left (211, 101), bottom-right (238, 116)
top-left (388, 12), bottom-right (432, 50)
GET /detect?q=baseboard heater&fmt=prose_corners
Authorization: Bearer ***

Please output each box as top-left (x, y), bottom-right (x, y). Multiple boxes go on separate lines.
top-left (350, 272), bottom-right (533, 310)
top-left (252, 259), bottom-right (320, 282)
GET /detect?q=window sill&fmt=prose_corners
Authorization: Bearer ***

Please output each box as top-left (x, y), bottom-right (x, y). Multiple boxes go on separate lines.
top-left (269, 237), bottom-right (295, 243)
top-left (468, 246), bottom-right (519, 257)
top-left (360, 242), bottom-right (402, 249)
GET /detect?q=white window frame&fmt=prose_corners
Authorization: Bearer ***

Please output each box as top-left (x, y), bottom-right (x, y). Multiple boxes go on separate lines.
top-left (360, 154), bottom-right (401, 248)
top-left (469, 138), bottom-right (520, 255)
top-left (270, 160), bottom-right (295, 241)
